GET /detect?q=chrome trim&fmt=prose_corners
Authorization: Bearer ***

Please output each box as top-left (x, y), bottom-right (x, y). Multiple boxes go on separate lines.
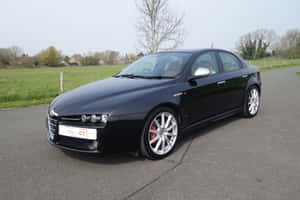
top-left (173, 92), bottom-right (183, 97)
top-left (50, 109), bottom-right (58, 117)
top-left (217, 80), bottom-right (226, 85)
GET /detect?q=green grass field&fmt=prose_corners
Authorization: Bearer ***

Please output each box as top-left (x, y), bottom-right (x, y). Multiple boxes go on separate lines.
top-left (247, 58), bottom-right (300, 71)
top-left (1, 58), bottom-right (300, 109)
top-left (297, 72), bottom-right (300, 77)
top-left (0, 65), bottom-right (126, 109)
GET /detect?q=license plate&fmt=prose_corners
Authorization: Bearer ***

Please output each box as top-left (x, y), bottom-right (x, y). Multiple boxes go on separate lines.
top-left (58, 125), bottom-right (97, 140)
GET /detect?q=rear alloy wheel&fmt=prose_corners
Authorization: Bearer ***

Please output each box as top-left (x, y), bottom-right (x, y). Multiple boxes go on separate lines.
top-left (140, 107), bottom-right (179, 159)
top-left (243, 86), bottom-right (260, 118)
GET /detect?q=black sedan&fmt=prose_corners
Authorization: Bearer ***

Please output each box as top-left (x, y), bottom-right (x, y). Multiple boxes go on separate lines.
top-left (46, 49), bottom-right (261, 159)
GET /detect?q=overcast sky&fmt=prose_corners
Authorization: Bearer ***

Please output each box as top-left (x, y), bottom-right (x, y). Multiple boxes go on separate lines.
top-left (0, 0), bottom-right (299, 56)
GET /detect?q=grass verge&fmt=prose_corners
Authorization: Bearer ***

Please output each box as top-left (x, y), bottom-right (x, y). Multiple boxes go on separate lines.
top-left (247, 58), bottom-right (300, 71)
top-left (260, 64), bottom-right (300, 72)
top-left (0, 98), bottom-right (53, 110)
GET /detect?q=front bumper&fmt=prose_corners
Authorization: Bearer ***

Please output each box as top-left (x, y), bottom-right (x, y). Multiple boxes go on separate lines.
top-left (46, 114), bottom-right (104, 153)
top-left (47, 134), bottom-right (101, 153)
top-left (46, 112), bottom-right (147, 153)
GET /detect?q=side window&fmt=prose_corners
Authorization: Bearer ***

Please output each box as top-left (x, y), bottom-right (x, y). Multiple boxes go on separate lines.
top-left (219, 52), bottom-right (241, 72)
top-left (191, 52), bottom-right (219, 75)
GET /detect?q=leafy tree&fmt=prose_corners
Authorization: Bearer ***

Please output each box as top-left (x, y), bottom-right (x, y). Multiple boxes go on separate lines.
top-left (80, 56), bottom-right (99, 65)
top-left (20, 57), bottom-right (36, 68)
top-left (64, 56), bottom-right (70, 63)
top-left (237, 29), bottom-right (277, 59)
top-left (104, 51), bottom-right (120, 64)
top-left (94, 52), bottom-right (105, 60)
top-left (40, 46), bottom-right (62, 66)
top-left (0, 48), bottom-right (13, 66)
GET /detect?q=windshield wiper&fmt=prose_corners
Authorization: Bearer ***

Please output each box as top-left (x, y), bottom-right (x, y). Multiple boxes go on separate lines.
top-left (114, 74), bottom-right (174, 79)
top-left (143, 76), bottom-right (174, 79)
top-left (114, 74), bottom-right (138, 78)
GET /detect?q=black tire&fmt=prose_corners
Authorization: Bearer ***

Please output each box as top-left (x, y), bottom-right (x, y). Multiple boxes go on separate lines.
top-left (242, 85), bottom-right (260, 118)
top-left (140, 107), bottom-right (180, 160)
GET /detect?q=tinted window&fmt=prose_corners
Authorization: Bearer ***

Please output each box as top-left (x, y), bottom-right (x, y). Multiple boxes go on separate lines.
top-left (119, 53), bottom-right (192, 78)
top-left (219, 52), bottom-right (241, 72)
top-left (191, 52), bottom-right (219, 75)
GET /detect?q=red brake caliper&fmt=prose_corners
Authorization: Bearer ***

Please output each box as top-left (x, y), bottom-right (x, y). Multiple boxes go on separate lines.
top-left (150, 124), bottom-right (157, 141)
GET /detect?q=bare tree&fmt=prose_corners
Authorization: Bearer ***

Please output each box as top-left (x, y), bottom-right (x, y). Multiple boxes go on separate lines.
top-left (9, 46), bottom-right (23, 59)
top-left (277, 29), bottom-right (300, 58)
top-left (278, 29), bottom-right (300, 50)
top-left (0, 48), bottom-right (13, 66)
top-left (136, 0), bottom-right (185, 53)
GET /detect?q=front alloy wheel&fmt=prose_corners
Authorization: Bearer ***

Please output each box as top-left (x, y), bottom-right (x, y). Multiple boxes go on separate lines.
top-left (140, 107), bottom-right (179, 159)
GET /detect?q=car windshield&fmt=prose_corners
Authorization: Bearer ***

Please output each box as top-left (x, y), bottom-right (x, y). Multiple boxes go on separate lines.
top-left (117, 52), bottom-right (192, 78)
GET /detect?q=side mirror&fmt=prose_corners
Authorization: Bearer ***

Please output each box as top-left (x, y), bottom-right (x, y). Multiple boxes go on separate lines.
top-left (189, 67), bottom-right (210, 81)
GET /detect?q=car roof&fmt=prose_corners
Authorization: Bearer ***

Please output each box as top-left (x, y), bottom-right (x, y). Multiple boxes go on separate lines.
top-left (155, 48), bottom-right (247, 65)
top-left (157, 48), bottom-right (232, 54)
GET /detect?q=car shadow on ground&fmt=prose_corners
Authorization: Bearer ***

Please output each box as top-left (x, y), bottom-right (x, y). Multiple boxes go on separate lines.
top-left (61, 115), bottom-right (242, 164)
top-left (61, 150), bottom-right (146, 165)
top-left (173, 115), bottom-right (241, 155)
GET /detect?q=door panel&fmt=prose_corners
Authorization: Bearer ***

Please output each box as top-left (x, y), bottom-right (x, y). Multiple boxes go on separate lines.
top-left (182, 75), bottom-right (228, 124)
top-left (181, 51), bottom-right (228, 124)
top-left (220, 70), bottom-right (247, 110)
top-left (217, 51), bottom-right (247, 110)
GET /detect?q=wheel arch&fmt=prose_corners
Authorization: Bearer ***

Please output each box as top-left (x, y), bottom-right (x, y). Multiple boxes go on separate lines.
top-left (140, 102), bottom-right (182, 159)
top-left (246, 73), bottom-right (261, 94)
top-left (243, 74), bottom-right (261, 109)
top-left (247, 83), bottom-right (261, 95)
top-left (144, 102), bottom-right (183, 127)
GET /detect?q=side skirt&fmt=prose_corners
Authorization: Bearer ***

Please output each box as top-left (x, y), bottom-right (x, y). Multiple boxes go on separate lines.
top-left (182, 107), bottom-right (242, 132)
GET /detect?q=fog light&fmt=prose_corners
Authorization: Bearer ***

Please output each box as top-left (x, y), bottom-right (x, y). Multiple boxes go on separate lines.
top-left (93, 141), bottom-right (98, 149)
top-left (88, 141), bottom-right (98, 150)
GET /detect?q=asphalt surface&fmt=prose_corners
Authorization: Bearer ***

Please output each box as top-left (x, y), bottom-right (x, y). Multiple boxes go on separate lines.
top-left (1, 67), bottom-right (300, 200)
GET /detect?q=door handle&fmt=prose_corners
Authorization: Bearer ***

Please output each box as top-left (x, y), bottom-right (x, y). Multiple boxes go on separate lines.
top-left (217, 80), bottom-right (226, 85)
top-left (242, 74), bottom-right (248, 78)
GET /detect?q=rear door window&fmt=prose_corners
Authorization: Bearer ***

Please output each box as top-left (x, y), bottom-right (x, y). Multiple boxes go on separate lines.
top-left (218, 52), bottom-right (241, 72)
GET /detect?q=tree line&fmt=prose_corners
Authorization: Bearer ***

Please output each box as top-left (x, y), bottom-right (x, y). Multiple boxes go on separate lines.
top-left (236, 29), bottom-right (300, 60)
top-left (1, 28), bottom-right (299, 69)
top-left (0, 46), bottom-right (143, 68)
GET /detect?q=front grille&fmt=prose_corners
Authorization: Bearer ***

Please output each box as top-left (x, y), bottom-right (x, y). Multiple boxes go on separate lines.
top-left (57, 136), bottom-right (95, 151)
top-left (47, 114), bottom-right (102, 151)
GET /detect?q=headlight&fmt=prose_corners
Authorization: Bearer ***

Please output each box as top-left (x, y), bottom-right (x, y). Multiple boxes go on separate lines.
top-left (101, 114), bottom-right (109, 123)
top-left (81, 114), bottom-right (108, 123)
top-left (81, 115), bottom-right (90, 122)
top-left (91, 114), bottom-right (101, 123)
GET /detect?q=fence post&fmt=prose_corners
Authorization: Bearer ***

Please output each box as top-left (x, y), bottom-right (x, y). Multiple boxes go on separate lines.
top-left (60, 72), bottom-right (64, 93)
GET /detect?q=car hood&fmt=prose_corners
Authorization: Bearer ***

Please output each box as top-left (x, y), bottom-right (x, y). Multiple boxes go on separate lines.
top-left (50, 77), bottom-right (174, 116)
